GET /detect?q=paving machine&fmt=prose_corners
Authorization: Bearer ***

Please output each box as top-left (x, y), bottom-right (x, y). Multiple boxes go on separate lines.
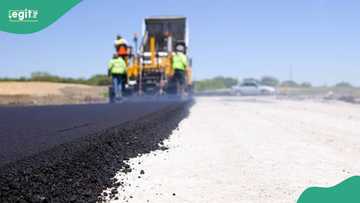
top-left (110, 16), bottom-right (192, 101)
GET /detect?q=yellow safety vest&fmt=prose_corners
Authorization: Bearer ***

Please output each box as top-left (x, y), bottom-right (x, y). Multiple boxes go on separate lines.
top-left (172, 52), bottom-right (188, 71)
top-left (108, 58), bottom-right (126, 74)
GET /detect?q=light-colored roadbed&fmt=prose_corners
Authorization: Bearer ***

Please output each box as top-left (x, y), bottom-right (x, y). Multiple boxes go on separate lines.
top-left (109, 97), bottom-right (360, 203)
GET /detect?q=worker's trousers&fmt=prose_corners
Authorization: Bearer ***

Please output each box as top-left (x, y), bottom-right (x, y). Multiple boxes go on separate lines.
top-left (112, 74), bottom-right (124, 99)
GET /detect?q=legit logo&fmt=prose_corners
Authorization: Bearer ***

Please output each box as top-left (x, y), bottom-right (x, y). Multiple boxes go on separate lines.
top-left (8, 9), bottom-right (39, 23)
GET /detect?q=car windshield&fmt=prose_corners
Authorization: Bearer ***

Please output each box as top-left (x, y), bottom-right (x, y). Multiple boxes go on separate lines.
top-left (242, 83), bottom-right (257, 87)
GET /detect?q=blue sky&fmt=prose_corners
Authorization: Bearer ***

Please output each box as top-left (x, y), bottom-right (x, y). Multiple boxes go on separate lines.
top-left (1, 0), bottom-right (360, 85)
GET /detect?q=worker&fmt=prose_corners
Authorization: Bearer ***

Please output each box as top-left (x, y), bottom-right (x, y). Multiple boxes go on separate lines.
top-left (172, 44), bottom-right (188, 96)
top-left (114, 35), bottom-right (128, 58)
top-left (108, 53), bottom-right (127, 100)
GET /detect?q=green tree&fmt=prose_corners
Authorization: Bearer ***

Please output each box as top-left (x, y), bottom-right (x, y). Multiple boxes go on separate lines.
top-left (335, 81), bottom-right (352, 88)
top-left (260, 76), bottom-right (279, 86)
top-left (300, 82), bottom-right (312, 88)
top-left (213, 76), bottom-right (238, 88)
top-left (194, 76), bottom-right (238, 92)
top-left (87, 74), bottom-right (111, 86)
top-left (30, 71), bottom-right (55, 81)
top-left (281, 80), bottom-right (298, 87)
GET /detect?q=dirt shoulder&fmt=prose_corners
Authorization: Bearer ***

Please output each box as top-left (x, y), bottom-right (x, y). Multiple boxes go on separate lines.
top-left (0, 82), bottom-right (107, 106)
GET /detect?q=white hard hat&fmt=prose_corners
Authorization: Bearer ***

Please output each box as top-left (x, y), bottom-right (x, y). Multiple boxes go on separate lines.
top-left (176, 44), bottom-right (185, 52)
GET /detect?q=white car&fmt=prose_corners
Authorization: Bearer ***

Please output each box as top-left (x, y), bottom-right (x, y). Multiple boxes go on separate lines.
top-left (231, 81), bottom-right (276, 96)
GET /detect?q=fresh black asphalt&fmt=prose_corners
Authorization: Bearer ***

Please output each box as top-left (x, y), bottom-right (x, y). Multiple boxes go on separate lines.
top-left (0, 102), bottom-right (178, 167)
top-left (0, 101), bottom-right (191, 202)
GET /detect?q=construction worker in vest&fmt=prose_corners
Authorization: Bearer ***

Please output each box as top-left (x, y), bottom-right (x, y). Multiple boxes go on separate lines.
top-left (172, 44), bottom-right (188, 96)
top-left (108, 53), bottom-right (127, 100)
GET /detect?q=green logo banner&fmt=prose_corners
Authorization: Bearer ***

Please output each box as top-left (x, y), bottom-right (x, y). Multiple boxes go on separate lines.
top-left (0, 0), bottom-right (81, 34)
top-left (297, 176), bottom-right (360, 203)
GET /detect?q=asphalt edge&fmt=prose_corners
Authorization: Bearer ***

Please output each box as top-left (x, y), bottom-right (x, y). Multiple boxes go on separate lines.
top-left (0, 100), bottom-right (193, 202)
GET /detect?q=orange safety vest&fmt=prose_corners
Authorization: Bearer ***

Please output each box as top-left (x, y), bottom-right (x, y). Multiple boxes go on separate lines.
top-left (117, 45), bottom-right (128, 56)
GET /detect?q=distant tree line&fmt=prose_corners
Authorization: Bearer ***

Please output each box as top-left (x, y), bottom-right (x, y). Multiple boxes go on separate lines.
top-left (0, 72), bottom-right (354, 90)
top-left (193, 76), bottom-right (238, 92)
top-left (193, 76), bottom-right (355, 91)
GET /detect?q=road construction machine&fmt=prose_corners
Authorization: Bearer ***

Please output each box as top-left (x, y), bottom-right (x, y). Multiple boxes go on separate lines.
top-left (109, 16), bottom-right (192, 101)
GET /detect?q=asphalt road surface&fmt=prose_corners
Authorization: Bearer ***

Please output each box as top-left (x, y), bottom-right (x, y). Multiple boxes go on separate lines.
top-left (0, 101), bottom-right (179, 167)
top-left (0, 99), bottom-right (190, 202)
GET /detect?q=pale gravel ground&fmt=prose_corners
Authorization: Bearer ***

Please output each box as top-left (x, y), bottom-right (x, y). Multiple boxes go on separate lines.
top-left (107, 96), bottom-right (360, 203)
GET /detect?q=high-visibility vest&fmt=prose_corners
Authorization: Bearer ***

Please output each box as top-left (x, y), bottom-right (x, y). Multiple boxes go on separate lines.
top-left (172, 52), bottom-right (188, 71)
top-left (117, 45), bottom-right (128, 56)
top-left (108, 58), bottom-right (126, 74)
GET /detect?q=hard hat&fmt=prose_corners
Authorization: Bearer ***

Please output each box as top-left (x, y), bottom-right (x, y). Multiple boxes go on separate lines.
top-left (176, 44), bottom-right (185, 52)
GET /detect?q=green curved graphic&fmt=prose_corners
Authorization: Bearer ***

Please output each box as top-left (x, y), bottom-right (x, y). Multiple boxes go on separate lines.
top-left (297, 176), bottom-right (360, 203)
top-left (0, 0), bottom-right (81, 34)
